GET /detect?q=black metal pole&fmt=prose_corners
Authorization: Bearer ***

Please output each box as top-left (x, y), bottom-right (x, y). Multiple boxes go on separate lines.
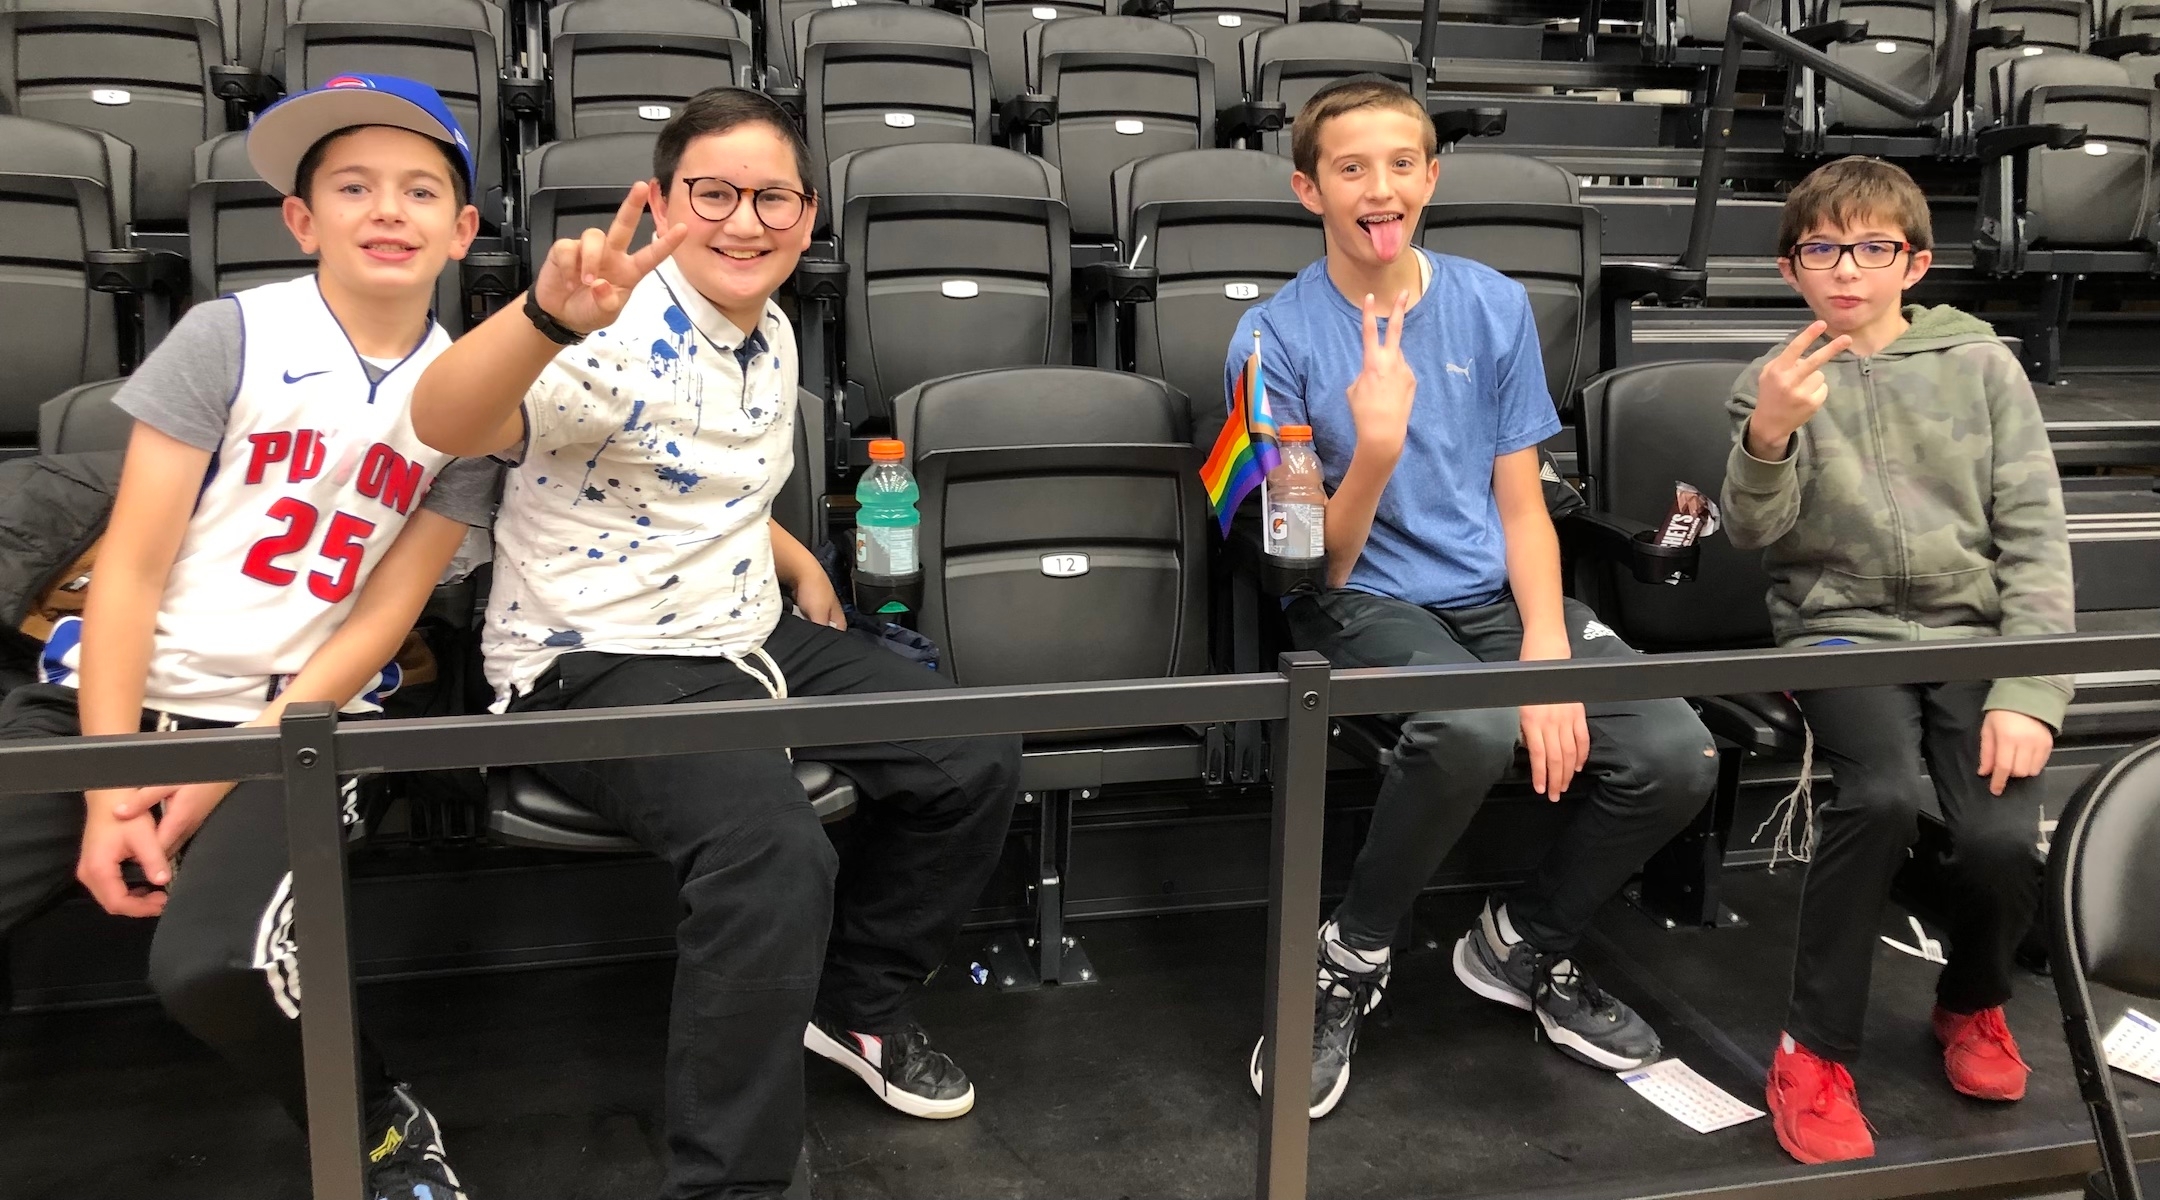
top-left (282, 701), bottom-right (367, 1200)
top-left (1678, 0), bottom-right (1752, 275)
top-left (1414, 0), bottom-right (1442, 78)
top-left (1256, 650), bottom-right (1331, 1200)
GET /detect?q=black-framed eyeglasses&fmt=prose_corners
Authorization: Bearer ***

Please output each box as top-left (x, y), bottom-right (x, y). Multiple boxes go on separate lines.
top-left (1787, 239), bottom-right (1914, 271)
top-left (680, 177), bottom-right (814, 230)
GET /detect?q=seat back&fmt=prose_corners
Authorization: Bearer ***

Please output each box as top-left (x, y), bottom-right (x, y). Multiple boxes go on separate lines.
top-left (1580, 359), bottom-right (1775, 652)
top-left (798, 5), bottom-right (996, 212)
top-left (894, 366), bottom-right (1206, 687)
top-left (2108, 1), bottom-right (2160, 82)
top-left (1974, 0), bottom-right (2096, 125)
top-left (39, 377), bottom-right (131, 455)
top-left (191, 131), bottom-right (469, 324)
top-left (1113, 149), bottom-right (1317, 438)
top-left (1168, 0), bottom-right (1293, 112)
top-left (1029, 16), bottom-right (1214, 240)
top-left (548, 0), bottom-right (754, 139)
top-left (523, 134), bottom-right (661, 277)
top-left (1241, 23), bottom-right (1423, 156)
top-left (775, 385), bottom-right (827, 547)
top-left (1420, 153), bottom-right (1601, 412)
top-left (283, 0), bottom-right (505, 214)
top-left (762, 0), bottom-right (905, 86)
top-left (1997, 56), bottom-right (2158, 250)
top-left (1820, 0), bottom-right (1951, 132)
top-left (0, 116), bottom-right (126, 441)
top-left (974, 0), bottom-right (1111, 101)
top-left (0, 0), bottom-right (228, 226)
top-left (831, 144), bottom-right (1071, 427)
top-left (2056, 738), bottom-right (2160, 1001)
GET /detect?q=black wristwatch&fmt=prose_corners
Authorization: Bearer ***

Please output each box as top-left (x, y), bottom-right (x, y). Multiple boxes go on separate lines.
top-left (523, 290), bottom-right (588, 346)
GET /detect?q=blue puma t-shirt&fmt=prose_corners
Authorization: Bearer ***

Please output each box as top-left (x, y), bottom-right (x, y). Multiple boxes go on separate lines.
top-left (1225, 247), bottom-right (1561, 611)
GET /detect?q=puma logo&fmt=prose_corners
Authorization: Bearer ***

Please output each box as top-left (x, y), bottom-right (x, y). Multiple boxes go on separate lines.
top-left (1446, 362), bottom-right (1471, 381)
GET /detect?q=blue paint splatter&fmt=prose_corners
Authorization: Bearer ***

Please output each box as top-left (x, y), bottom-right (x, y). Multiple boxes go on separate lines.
top-left (656, 465), bottom-right (702, 493)
top-left (635, 516), bottom-right (652, 526)
top-left (587, 549), bottom-right (603, 559)
top-left (733, 560), bottom-right (751, 576)
top-left (622, 401), bottom-right (644, 431)
top-left (543, 629), bottom-right (584, 647)
top-left (536, 476), bottom-right (547, 484)
top-left (607, 478), bottom-right (620, 487)
top-left (598, 533), bottom-right (608, 539)
top-left (508, 602), bottom-right (520, 612)
top-left (586, 357), bottom-right (600, 368)
top-left (663, 305), bottom-right (692, 336)
top-left (581, 486), bottom-right (605, 502)
top-left (619, 555), bottom-right (628, 563)
top-left (629, 540), bottom-right (640, 549)
top-left (659, 574), bottom-right (680, 590)
top-left (657, 612), bottom-right (676, 625)
top-left (665, 441), bottom-right (680, 456)
top-left (649, 340), bottom-right (679, 376)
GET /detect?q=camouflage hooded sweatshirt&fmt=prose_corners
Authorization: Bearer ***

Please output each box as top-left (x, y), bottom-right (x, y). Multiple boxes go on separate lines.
top-left (1722, 304), bottom-right (2075, 730)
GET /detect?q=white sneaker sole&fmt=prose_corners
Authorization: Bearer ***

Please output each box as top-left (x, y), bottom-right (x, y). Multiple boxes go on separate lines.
top-left (1452, 935), bottom-right (1658, 1071)
top-left (1451, 933), bottom-right (1532, 1012)
top-left (804, 1023), bottom-right (975, 1119)
top-left (1247, 1038), bottom-right (1350, 1120)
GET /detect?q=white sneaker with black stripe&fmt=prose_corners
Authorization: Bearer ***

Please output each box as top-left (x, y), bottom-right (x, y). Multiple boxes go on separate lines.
top-left (805, 1013), bottom-right (975, 1119)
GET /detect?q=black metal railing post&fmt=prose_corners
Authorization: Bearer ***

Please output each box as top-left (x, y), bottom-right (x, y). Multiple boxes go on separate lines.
top-left (1257, 650), bottom-right (1331, 1200)
top-left (282, 701), bottom-right (368, 1200)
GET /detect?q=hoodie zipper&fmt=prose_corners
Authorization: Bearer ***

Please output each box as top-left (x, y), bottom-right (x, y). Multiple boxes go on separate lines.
top-left (1858, 357), bottom-right (1911, 623)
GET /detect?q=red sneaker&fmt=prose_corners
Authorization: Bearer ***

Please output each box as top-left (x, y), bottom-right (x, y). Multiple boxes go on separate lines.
top-left (1766, 1034), bottom-right (1875, 1164)
top-left (1933, 1006), bottom-right (2030, 1101)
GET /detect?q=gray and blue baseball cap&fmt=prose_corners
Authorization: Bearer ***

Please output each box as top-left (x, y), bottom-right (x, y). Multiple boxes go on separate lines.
top-left (247, 73), bottom-right (477, 197)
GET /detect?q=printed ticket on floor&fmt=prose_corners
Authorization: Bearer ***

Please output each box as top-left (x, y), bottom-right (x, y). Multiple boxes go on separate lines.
top-left (1618, 1058), bottom-right (1766, 1134)
top-left (2103, 1009), bottom-right (2160, 1085)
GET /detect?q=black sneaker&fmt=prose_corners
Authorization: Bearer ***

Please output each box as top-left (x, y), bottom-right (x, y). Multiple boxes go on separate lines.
top-left (1452, 898), bottom-right (1661, 1071)
top-left (1248, 921), bottom-right (1389, 1119)
top-left (805, 1013), bottom-right (975, 1118)
top-left (364, 1084), bottom-right (468, 1200)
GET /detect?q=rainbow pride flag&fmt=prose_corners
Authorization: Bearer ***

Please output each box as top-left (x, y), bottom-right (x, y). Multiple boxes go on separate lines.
top-left (1201, 331), bottom-right (1282, 535)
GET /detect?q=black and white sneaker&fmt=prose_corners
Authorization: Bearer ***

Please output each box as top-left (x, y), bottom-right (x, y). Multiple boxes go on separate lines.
top-left (805, 1013), bottom-right (975, 1119)
top-left (364, 1084), bottom-right (468, 1200)
top-left (1452, 897), bottom-right (1661, 1071)
top-left (1248, 921), bottom-right (1390, 1120)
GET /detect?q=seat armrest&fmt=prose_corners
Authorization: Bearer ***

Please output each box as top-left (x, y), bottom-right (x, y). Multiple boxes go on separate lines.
top-left (792, 257), bottom-right (848, 304)
top-left (208, 64), bottom-right (277, 109)
top-left (501, 73), bottom-right (546, 117)
top-left (1557, 508), bottom-right (1700, 585)
top-left (1969, 24), bottom-right (2027, 49)
top-left (1976, 121), bottom-right (2088, 159)
top-left (998, 92), bottom-right (1057, 141)
top-left (767, 85), bottom-right (806, 126)
top-left (461, 250), bottom-right (520, 299)
top-left (2091, 33), bottom-right (2160, 58)
top-left (1075, 261), bottom-right (1157, 305)
top-left (1219, 100), bottom-right (1287, 145)
top-left (1604, 260), bottom-right (1709, 306)
top-left (85, 248), bottom-right (187, 298)
top-left (1430, 105), bottom-right (1506, 148)
top-left (1789, 19), bottom-right (1871, 48)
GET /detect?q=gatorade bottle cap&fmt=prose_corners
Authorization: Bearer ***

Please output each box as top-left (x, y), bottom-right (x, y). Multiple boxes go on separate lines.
top-left (867, 439), bottom-right (905, 461)
top-left (1281, 424), bottom-right (1313, 440)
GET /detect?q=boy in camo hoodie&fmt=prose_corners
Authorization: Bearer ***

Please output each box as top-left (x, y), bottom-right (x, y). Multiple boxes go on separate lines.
top-left (1721, 157), bottom-right (2073, 1166)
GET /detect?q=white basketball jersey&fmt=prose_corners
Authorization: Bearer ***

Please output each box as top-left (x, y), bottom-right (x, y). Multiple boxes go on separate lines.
top-left (48, 276), bottom-right (459, 722)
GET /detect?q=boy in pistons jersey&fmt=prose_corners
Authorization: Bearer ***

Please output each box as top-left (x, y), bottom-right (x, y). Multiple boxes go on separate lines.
top-left (0, 76), bottom-right (496, 1199)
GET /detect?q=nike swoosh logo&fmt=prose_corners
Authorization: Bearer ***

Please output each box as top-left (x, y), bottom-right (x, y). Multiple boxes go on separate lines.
top-left (283, 369), bottom-right (330, 384)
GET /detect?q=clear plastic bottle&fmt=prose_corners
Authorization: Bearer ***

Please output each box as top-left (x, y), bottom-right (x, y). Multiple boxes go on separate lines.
top-left (1265, 425), bottom-right (1326, 561)
top-left (853, 438), bottom-right (920, 613)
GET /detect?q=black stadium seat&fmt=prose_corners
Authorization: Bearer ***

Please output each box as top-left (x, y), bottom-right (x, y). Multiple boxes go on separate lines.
top-left (1022, 15), bottom-right (1216, 242)
top-left (968, 0), bottom-right (1112, 102)
top-left (546, 0), bottom-right (756, 140)
top-left (1420, 153), bottom-right (1602, 417)
top-left (824, 143), bottom-right (1072, 431)
top-left (1238, 23), bottom-right (1426, 156)
top-left (1111, 148), bottom-right (1319, 438)
top-left (523, 133), bottom-right (661, 275)
top-left (795, 4), bottom-right (997, 217)
top-left (0, 116), bottom-right (130, 444)
top-left (0, 0), bottom-right (232, 227)
top-left (38, 378), bottom-right (131, 456)
top-left (278, 0), bottom-right (509, 220)
top-left (1163, 0), bottom-right (1295, 115)
top-left (1790, 0), bottom-right (1961, 156)
top-left (760, 0), bottom-right (905, 88)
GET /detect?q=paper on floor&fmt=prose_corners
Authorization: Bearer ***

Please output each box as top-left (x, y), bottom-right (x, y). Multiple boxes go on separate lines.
top-left (2103, 1009), bottom-right (2160, 1085)
top-left (1618, 1058), bottom-right (1767, 1134)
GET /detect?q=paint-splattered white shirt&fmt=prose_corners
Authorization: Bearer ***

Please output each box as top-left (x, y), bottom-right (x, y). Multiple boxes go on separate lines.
top-left (482, 256), bottom-right (796, 708)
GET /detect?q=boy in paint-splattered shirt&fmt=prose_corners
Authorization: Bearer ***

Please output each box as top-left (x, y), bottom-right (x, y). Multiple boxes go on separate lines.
top-left (411, 87), bottom-right (1018, 1196)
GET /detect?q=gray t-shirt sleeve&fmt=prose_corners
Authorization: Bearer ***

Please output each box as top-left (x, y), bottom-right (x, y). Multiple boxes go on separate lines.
top-left (422, 456), bottom-right (502, 528)
top-left (111, 298), bottom-right (244, 452)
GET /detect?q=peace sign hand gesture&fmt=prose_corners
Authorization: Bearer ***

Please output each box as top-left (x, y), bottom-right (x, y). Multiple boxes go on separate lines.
top-left (1345, 289), bottom-right (1416, 459)
top-left (531, 180), bottom-right (690, 335)
top-left (1747, 320), bottom-right (1852, 460)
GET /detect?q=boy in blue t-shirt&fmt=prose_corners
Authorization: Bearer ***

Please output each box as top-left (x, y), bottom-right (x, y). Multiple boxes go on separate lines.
top-left (1234, 79), bottom-right (1717, 1119)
